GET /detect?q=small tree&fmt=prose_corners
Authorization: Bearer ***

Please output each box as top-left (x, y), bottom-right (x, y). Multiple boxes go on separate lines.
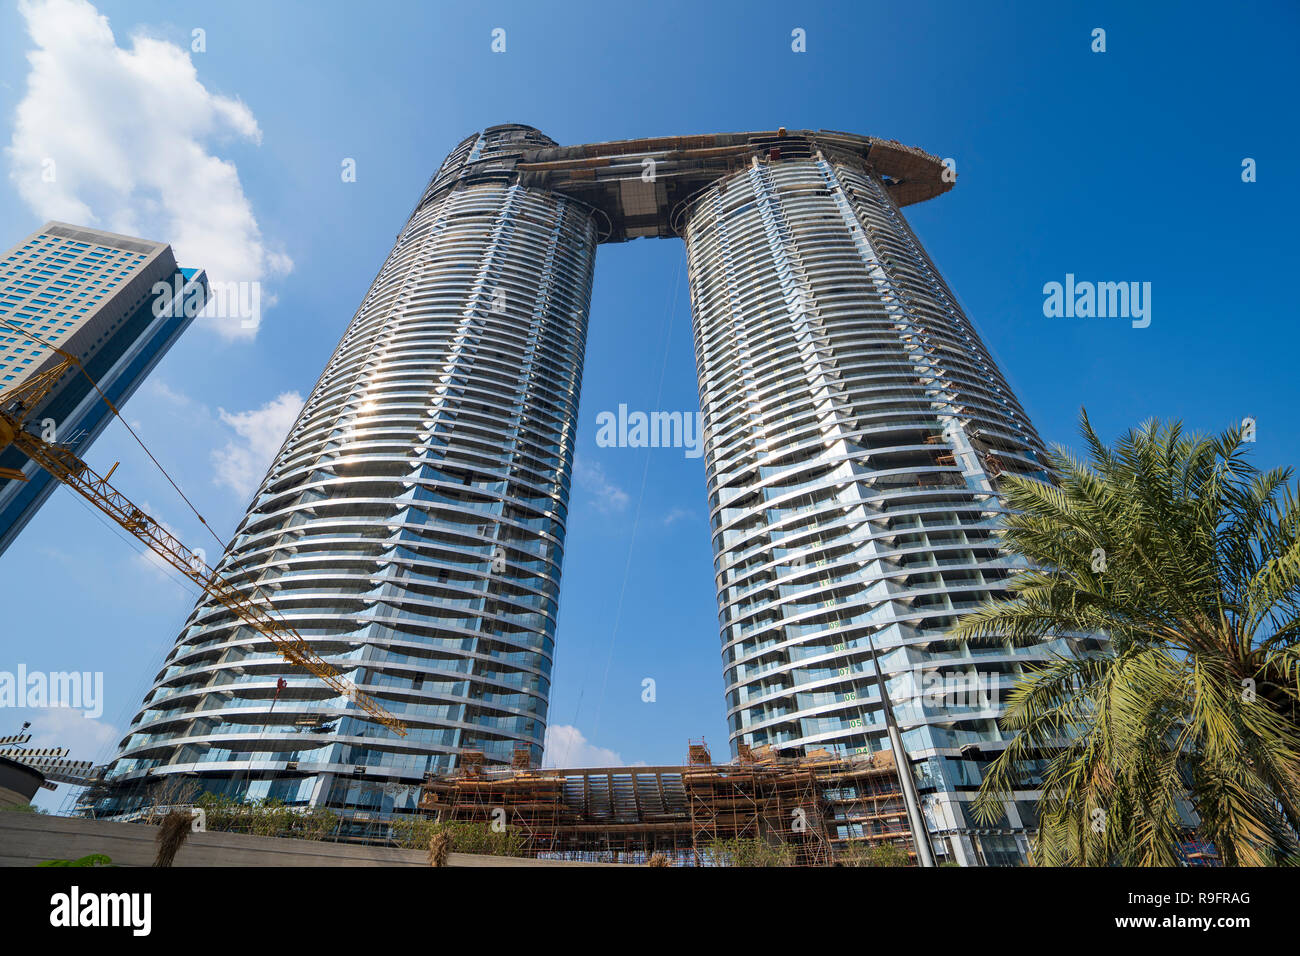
top-left (428, 830), bottom-right (451, 867)
top-left (952, 411), bottom-right (1300, 866)
top-left (154, 810), bottom-right (194, 867)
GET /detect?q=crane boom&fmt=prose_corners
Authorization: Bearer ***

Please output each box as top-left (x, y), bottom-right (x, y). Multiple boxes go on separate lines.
top-left (0, 353), bottom-right (407, 736)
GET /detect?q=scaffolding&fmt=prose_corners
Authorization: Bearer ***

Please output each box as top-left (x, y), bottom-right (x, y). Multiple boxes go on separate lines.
top-left (419, 741), bottom-right (915, 865)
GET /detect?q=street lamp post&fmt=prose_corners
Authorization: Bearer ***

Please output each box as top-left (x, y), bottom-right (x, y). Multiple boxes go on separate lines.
top-left (863, 631), bottom-right (938, 867)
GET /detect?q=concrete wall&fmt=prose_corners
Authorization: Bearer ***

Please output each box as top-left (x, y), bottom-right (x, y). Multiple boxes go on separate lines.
top-left (0, 812), bottom-right (606, 867)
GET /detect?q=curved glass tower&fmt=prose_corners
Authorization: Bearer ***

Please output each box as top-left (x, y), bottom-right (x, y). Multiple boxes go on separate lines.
top-left (98, 125), bottom-right (596, 817)
top-left (90, 127), bottom-right (1085, 862)
top-left (683, 149), bottom-right (1068, 865)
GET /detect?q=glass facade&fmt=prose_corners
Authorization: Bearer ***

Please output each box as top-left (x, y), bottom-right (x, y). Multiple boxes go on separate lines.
top-left (683, 150), bottom-right (1092, 865)
top-left (94, 126), bottom-right (597, 822)
top-left (87, 128), bottom-right (1086, 861)
top-left (0, 223), bottom-right (206, 555)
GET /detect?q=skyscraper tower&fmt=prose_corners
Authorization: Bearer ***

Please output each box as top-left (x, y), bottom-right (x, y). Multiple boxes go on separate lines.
top-left (0, 223), bottom-right (207, 555)
top-left (682, 147), bottom-right (1062, 866)
top-left (95, 127), bottom-right (1081, 861)
top-left (98, 126), bottom-right (596, 819)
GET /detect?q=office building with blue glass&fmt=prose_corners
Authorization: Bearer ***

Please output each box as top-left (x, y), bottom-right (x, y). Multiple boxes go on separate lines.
top-left (0, 222), bottom-right (207, 555)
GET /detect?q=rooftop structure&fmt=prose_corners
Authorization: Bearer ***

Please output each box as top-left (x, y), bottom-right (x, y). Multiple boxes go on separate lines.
top-left (419, 128), bottom-right (951, 244)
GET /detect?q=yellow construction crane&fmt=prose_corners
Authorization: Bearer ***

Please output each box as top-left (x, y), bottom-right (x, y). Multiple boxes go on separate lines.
top-left (0, 339), bottom-right (407, 737)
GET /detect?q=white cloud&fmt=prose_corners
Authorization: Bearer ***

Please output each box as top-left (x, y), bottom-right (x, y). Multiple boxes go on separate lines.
top-left (211, 391), bottom-right (303, 497)
top-left (573, 459), bottom-right (629, 513)
top-left (142, 378), bottom-right (219, 433)
top-left (26, 707), bottom-right (119, 764)
top-left (542, 724), bottom-right (630, 768)
top-left (662, 506), bottom-right (694, 526)
top-left (147, 379), bottom-right (197, 410)
top-left (6, 0), bottom-right (291, 340)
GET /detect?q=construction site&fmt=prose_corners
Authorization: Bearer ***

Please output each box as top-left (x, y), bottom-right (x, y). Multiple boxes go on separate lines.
top-left (418, 740), bottom-right (916, 866)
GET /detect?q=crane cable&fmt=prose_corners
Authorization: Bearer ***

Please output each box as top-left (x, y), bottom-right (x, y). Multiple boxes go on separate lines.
top-left (0, 317), bottom-right (226, 553)
top-left (2, 318), bottom-right (408, 737)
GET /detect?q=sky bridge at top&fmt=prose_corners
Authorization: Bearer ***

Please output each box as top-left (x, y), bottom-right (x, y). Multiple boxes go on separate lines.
top-left (418, 127), bottom-right (953, 244)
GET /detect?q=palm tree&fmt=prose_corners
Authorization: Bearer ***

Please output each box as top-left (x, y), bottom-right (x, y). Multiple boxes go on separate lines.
top-left (950, 410), bottom-right (1300, 866)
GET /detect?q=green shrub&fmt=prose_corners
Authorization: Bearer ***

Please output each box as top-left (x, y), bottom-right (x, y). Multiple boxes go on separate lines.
top-left (707, 836), bottom-right (797, 867)
top-left (838, 840), bottom-right (911, 867)
top-left (0, 802), bottom-right (45, 813)
top-left (38, 854), bottom-right (112, 867)
top-left (192, 793), bottom-right (338, 841)
top-left (391, 817), bottom-right (526, 857)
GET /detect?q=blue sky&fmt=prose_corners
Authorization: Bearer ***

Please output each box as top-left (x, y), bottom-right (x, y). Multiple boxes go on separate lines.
top-left (0, 0), bottom-right (1296, 805)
